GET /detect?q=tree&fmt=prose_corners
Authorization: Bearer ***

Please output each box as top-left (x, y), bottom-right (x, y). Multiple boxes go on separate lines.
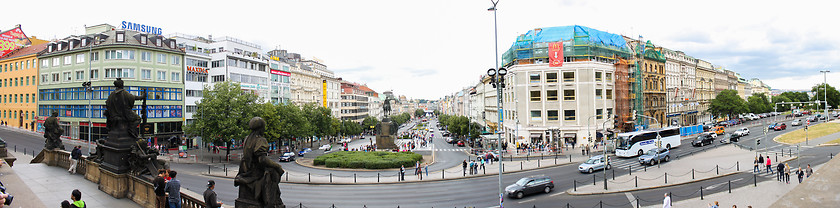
top-left (746, 93), bottom-right (772, 113)
top-left (185, 81), bottom-right (259, 158)
top-left (772, 95), bottom-right (793, 112)
top-left (780, 91), bottom-right (809, 103)
top-left (433, 110), bottom-right (441, 116)
top-left (362, 116), bottom-right (379, 133)
top-left (389, 113), bottom-right (411, 127)
top-left (812, 83), bottom-right (840, 110)
top-left (414, 109), bottom-right (425, 118)
top-left (302, 104), bottom-right (333, 147)
top-left (708, 89), bottom-right (748, 119)
top-left (274, 103), bottom-right (310, 151)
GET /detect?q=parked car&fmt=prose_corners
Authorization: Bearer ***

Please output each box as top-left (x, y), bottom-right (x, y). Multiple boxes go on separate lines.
top-left (578, 155), bottom-right (611, 174)
top-left (734, 127), bottom-right (750, 136)
top-left (505, 175), bottom-right (554, 199)
top-left (691, 134), bottom-right (715, 147)
top-left (807, 116), bottom-right (817, 122)
top-left (279, 152), bottom-right (295, 162)
top-left (639, 148), bottom-right (670, 166)
top-left (791, 119), bottom-right (802, 126)
top-left (298, 148), bottom-right (312, 157)
top-left (774, 123), bottom-right (787, 131)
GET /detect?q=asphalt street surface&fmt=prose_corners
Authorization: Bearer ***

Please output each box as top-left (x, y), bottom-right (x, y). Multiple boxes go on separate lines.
top-left (1, 115), bottom-right (837, 207)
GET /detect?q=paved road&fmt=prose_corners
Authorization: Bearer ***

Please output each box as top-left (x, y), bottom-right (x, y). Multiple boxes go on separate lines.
top-left (2, 115), bottom-right (836, 207)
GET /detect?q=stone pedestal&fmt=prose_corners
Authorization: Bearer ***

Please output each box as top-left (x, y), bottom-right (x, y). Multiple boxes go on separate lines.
top-left (99, 126), bottom-right (134, 173)
top-left (85, 160), bottom-right (101, 183)
top-left (376, 120), bottom-right (398, 150)
top-left (98, 167), bottom-right (129, 198)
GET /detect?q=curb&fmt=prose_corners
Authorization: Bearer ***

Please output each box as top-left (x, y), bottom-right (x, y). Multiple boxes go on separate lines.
top-left (818, 143), bottom-right (840, 146)
top-left (567, 156), bottom-right (800, 195)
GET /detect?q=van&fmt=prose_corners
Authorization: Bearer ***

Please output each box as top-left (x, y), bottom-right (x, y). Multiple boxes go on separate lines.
top-left (712, 126), bottom-right (725, 135)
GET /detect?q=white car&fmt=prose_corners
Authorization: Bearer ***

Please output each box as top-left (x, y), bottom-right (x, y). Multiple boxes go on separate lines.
top-left (701, 131), bottom-right (717, 139)
top-left (319, 144), bottom-right (331, 151)
top-left (734, 127), bottom-right (750, 136)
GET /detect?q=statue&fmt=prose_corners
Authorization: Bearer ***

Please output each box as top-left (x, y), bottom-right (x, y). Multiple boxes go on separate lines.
top-left (43, 111), bottom-right (65, 150)
top-left (127, 138), bottom-right (167, 175)
top-left (105, 78), bottom-right (145, 139)
top-left (98, 78), bottom-right (150, 174)
top-left (382, 97), bottom-right (397, 116)
top-left (235, 117), bottom-right (285, 208)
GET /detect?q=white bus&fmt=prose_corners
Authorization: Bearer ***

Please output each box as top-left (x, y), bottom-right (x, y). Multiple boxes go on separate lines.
top-left (614, 127), bottom-right (681, 157)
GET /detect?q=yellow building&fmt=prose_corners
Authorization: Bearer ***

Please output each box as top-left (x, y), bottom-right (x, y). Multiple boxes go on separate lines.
top-left (0, 42), bottom-right (47, 131)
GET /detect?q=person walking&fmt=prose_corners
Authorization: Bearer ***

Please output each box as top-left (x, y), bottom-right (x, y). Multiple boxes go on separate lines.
top-left (480, 157), bottom-right (485, 171)
top-left (70, 189), bottom-right (86, 208)
top-left (203, 180), bottom-right (223, 208)
top-left (153, 169), bottom-right (168, 208)
top-left (69, 145), bottom-right (82, 174)
top-left (758, 154), bottom-right (764, 171)
top-left (753, 156), bottom-right (760, 173)
top-left (662, 193), bottom-right (671, 208)
top-left (462, 160), bottom-right (467, 176)
top-left (399, 165), bottom-right (405, 181)
top-left (784, 163), bottom-right (791, 184)
top-left (165, 170), bottom-right (182, 208)
top-left (806, 164), bottom-right (813, 178)
top-left (776, 162), bottom-right (784, 181)
top-left (796, 167), bottom-right (804, 183)
top-left (424, 164), bottom-right (429, 177)
top-left (766, 157), bottom-right (773, 174)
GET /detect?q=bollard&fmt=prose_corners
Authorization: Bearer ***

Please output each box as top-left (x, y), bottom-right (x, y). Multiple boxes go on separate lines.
top-left (23, 148), bottom-right (26, 155)
top-left (573, 180), bottom-right (577, 191)
top-left (716, 165), bottom-right (719, 175)
top-left (776, 154), bottom-right (778, 162)
top-left (442, 170), bottom-right (445, 179)
top-left (635, 176), bottom-right (638, 187)
top-left (555, 157), bottom-right (557, 164)
top-left (330, 173), bottom-right (333, 183)
top-left (593, 174), bottom-right (596, 185)
top-left (630, 166), bottom-right (632, 175)
top-left (308, 173), bottom-right (311, 182)
top-left (692, 169), bottom-right (695, 179)
top-left (701, 186), bottom-right (704, 200)
top-left (728, 180), bottom-right (731, 193)
top-left (286, 172), bottom-right (289, 181)
top-left (789, 149), bottom-right (792, 156)
top-left (377, 173), bottom-right (380, 183)
top-left (636, 197), bottom-right (640, 208)
top-left (600, 200), bottom-right (603, 208)
top-left (538, 160), bottom-right (540, 167)
top-left (208, 165), bottom-right (211, 174)
top-left (644, 165), bottom-right (647, 172)
top-left (612, 169), bottom-right (615, 180)
top-left (212, 157), bottom-right (214, 163)
top-left (737, 161), bottom-right (740, 171)
top-left (14, 145), bottom-right (15, 152)
top-left (484, 167), bottom-right (486, 174)
top-left (511, 157), bottom-right (513, 162)
top-left (754, 174), bottom-right (757, 187)
top-left (354, 173), bottom-right (357, 183)
top-left (665, 173), bottom-right (668, 184)
top-left (521, 161), bottom-right (523, 170)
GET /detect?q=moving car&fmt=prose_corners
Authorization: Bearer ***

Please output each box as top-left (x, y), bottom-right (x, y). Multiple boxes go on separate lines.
top-left (768, 123), bottom-right (777, 130)
top-left (774, 123), bottom-right (787, 131)
top-left (733, 127), bottom-right (750, 136)
top-left (456, 140), bottom-right (465, 147)
top-left (712, 126), bottom-right (725, 135)
top-left (639, 148), bottom-right (670, 166)
top-left (691, 134), bottom-right (715, 147)
top-left (319, 144), bottom-right (332, 151)
top-left (505, 175), bottom-right (554, 199)
top-left (298, 148), bottom-right (312, 157)
top-left (578, 155), bottom-right (611, 174)
top-left (791, 119), bottom-right (802, 126)
top-left (278, 152), bottom-right (295, 162)
top-left (724, 133), bottom-right (742, 143)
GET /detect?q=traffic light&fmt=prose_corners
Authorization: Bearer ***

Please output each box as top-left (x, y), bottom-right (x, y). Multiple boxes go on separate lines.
top-left (756, 139), bottom-right (761, 146)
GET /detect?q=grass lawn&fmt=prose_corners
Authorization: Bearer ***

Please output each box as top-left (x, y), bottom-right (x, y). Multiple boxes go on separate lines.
top-left (776, 122), bottom-right (840, 144)
top-left (827, 137), bottom-right (840, 145)
top-left (314, 151), bottom-right (423, 169)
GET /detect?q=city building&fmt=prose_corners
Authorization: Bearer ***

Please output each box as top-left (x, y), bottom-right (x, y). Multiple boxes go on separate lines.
top-left (638, 41), bottom-right (667, 128)
top-left (663, 48), bottom-right (698, 126)
top-left (749, 78), bottom-right (771, 97)
top-left (695, 60), bottom-right (716, 124)
top-left (339, 81), bottom-right (378, 122)
top-left (268, 58), bottom-right (292, 105)
top-left (207, 36), bottom-right (270, 101)
top-left (0, 33), bottom-right (48, 130)
top-left (37, 24), bottom-right (185, 143)
top-left (167, 33), bottom-right (211, 130)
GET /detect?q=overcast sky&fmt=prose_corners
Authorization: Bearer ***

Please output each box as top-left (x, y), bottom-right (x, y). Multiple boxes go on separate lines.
top-left (9, 0), bottom-right (839, 99)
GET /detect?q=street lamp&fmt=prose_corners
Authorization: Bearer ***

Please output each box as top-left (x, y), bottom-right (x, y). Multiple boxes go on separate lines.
top-left (488, 0), bottom-right (502, 204)
top-left (820, 70), bottom-right (830, 119)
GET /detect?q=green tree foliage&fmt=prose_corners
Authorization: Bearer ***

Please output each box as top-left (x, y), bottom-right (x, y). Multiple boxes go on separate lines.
top-left (362, 116), bottom-right (379, 132)
top-left (414, 109), bottom-right (425, 118)
top-left (746, 93), bottom-right (772, 113)
top-left (772, 95), bottom-right (793, 112)
top-left (433, 110), bottom-right (441, 116)
top-left (389, 113), bottom-right (411, 127)
top-left (437, 114), bottom-right (481, 139)
top-left (812, 83), bottom-right (840, 110)
top-left (780, 91), bottom-right (809, 103)
top-left (302, 104), bottom-right (334, 138)
top-left (185, 82), bottom-right (259, 156)
top-left (340, 120), bottom-right (363, 136)
top-left (709, 89), bottom-right (748, 119)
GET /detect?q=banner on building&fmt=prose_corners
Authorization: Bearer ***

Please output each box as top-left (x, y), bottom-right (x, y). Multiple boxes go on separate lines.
top-left (270, 70), bottom-right (291, 76)
top-left (322, 80), bottom-right (328, 107)
top-left (0, 26), bottom-right (31, 57)
top-left (549, 41), bottom-right (563, 67)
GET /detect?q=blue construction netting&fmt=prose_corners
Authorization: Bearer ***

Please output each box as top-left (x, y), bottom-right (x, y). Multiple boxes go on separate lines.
top-left (680, 125), bottom-right (704, 136)
top-left (522, 25), bottom-right (627, 48)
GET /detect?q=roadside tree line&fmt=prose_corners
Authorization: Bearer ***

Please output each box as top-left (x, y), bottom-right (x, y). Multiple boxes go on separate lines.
top-left (708, 84), bottom-right (839, 119)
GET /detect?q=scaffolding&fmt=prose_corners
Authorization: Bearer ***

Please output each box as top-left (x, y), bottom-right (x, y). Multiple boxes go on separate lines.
top-left (502, 25), bottom-right (632, 67)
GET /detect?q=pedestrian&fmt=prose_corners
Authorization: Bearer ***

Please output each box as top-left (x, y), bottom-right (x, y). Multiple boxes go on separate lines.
top-left (70, 189), bottom-right (86, 208)
top-left (165, 170), bottom-right (182, 208)
top-left (69, 145), bottom-right (82, 174)
top-left (399, 165), bottom-right (405, 181)
top-left (203, 180), bottom-right (223, 208)
top-left (806, 164), bottom-right (813, 178)
top-left (415, 161), bottom-right (420, 175)
top-left (480, 157), bottom-right (485, 171)
top-left (61, 200), bottom-right (71, 208)
top-left (758, 154), bottom-right (764, 171)
top-left (424, 164), bottom-right (429, 177)
top-left (708, 201), bottom-right (719, 208)
top-left (753, 156), bottom-right (759, 173)
top-left (776, 162), bottom-right (784, 181)
top-left (581, 144), bottom-right (585, 155)
top-left (784, 163), bottom-right (791, 184)
top-left (796, 167), bottom-right (804, 183)
top-left (153, 169), bottom-right (168, 208)
top-left (462, 160), bottom-right (467, 176)
top-left (766, 157), bottom-right (773, 174)
top-left (662, 193), bottom-right (671, 208)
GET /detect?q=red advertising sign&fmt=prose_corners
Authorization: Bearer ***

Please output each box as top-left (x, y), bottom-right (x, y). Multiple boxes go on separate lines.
top-left (270, 70), bottom-right (291, 76)
top-left (549, 41), bottom-right (563, 67)
top-left (186, 66), bottom-right (207, 73)
top-left (0, 26), bottom-right (31, 57)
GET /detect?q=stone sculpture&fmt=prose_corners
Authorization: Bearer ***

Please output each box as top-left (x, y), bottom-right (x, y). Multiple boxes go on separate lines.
top-left (43, 111), bottom-right (65, 150)
top-left (235, 117), bottom-right (285, 208)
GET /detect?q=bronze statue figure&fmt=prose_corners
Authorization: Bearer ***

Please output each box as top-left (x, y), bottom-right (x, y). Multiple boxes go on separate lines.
top-left (43, 111), bottom-right (65, 150)
top-left (104, 78), bottom-right (145, 139)
top-left (235, 117), bottom-right (285, 208)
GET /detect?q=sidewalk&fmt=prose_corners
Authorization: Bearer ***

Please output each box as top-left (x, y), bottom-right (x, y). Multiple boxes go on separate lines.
top-left (7, 151), bottom-right (140, 208)
top-left (203, 152), bottom-right (588, 184)
top-left (569, 145), bottom-right (795, 195)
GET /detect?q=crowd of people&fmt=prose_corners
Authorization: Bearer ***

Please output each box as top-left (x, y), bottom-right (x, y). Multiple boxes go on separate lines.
top-left (753, 154), bottom-right (813, 184)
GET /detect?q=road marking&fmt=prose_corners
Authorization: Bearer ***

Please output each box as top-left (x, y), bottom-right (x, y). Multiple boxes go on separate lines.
top-left (625, 192), bottom-right (635, 203)
top-left (550, 191), bottom-right (566, 197)
top-left (518, 198), bottom-right (537, 203)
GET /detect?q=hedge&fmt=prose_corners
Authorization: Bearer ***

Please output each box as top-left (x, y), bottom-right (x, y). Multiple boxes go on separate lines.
top-left (313, 151), bottom-right (423, 169)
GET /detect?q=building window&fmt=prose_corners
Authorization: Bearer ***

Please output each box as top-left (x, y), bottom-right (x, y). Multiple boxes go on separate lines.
top-left (596, 109), bottom-right (603, 119)
top-left (41, 74), bottom-right (48, 83)
top-left (141, 52), bottom-right (152, 62)
top-left (90, 52), bottom-right (99, 61)
top-left (606, 73), bottom-right (613, 82)
top-left (157, 71), bottom-right (167, 81)
top-left (42, 59), bottom-right (49, 68)
top-left (606, 89), bottom-right (613, 99)
top-left (531, 110), bottom-right (541, 121)
top-left (564, 110), bottom-right (576, 121)
top-left (63, 72), bottom-right (72, 81)
top-left (171, 72), bottom-right (180, 82)
top-left (530, 73), bottom-right (540, 83)
top-left (105, 68), bottom-right (135, 78)
top-left (563, 72), bottom-right (574, 82)
top-left (90, 69), bottom-right (99, 80)
top-left (52, 58), bottom-right (59, 66)
top-left (76, 54), bottom-right (85, 63)
top-left (563, 90), bottom-right (575, 101)
top-left (75, 71), bottom-right (84, 81)
top-left (52, 73), bottom-right (59, 82)
top-left (172, 56), bottom-right (180, 65)
top-left (141, 69), bottom-right (152, 80)
top-left (116, 32), bottom-right (125, 42)
top-left (64, 56), bottom-right (71, 65)
top-left (212, 75), bottom-right (225, 82)
top-left (546, 90), bottom-right (558, 101)
top-left (530, 91), bottom-right (540, 102)
top-left (595, 72), bottom-right (602, 82)
top-left (547, 110), bottom-right (559, 121)
top-left (105, 50), bottom-right (135, 60)
top-left (596, 89), bottom-right (603, 99)
top-left (157, 54), bottom-right (167, 64)
top-left (546, 73), bottom-right (557, 83)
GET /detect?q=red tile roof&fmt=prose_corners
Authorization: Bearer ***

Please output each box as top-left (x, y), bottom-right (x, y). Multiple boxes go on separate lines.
top-left (0, 43), bottom-right (48, 60)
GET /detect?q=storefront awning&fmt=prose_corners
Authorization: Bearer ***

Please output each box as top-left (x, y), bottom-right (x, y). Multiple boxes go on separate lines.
top-left (563, 133), bottom-right (577, 138)
top-left (530, 133), bottom-right (542, 138)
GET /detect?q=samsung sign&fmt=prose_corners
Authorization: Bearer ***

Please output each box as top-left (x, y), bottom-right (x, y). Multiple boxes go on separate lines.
top-left (120, 21), bottom-right (162, 35)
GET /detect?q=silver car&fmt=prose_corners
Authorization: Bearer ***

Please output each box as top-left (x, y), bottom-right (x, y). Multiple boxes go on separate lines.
top-left (578, 155), bottom-right (611, 173)
top-left (639, 148), bottom-right (670, 166)
top-left (791, 119), bottom-right (802, 126)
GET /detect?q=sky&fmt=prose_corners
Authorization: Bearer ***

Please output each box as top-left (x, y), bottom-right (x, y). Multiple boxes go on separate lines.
top-left (7, 0), bottom-right (840, 99)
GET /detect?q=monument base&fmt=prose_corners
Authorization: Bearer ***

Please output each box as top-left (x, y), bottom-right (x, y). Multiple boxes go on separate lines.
top-left (98, 167), bottom-right (129, 198)
top-left (235, 198), bottom-right (286, 208)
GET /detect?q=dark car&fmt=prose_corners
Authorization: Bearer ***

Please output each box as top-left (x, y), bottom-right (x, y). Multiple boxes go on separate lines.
top-left (505, 175), bottom-right (554, 199)
top-left (691, 134), bottom-right (715, 147)
top-left (774, 123), bottom-right (787, 131)
top-left (279, 152), bottom-right (295, 162)
top-left (298, 148), bottom-right (312, 157)
top-left (723, 133), bottom-right (742, 143)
